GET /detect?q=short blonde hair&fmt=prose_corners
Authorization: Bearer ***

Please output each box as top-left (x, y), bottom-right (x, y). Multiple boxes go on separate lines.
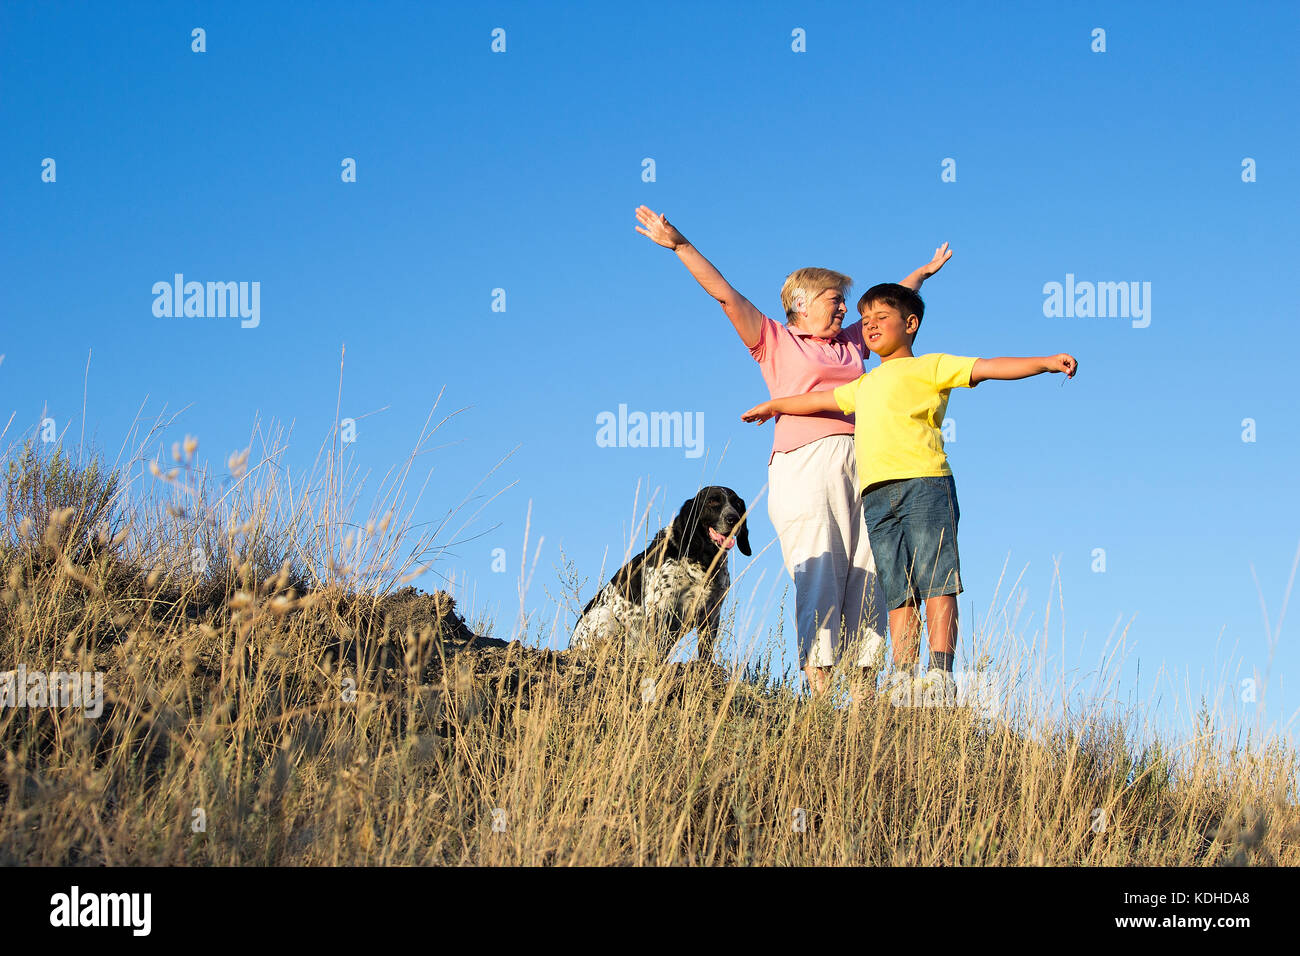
top-left (780, 267), bottom-right (853, 324)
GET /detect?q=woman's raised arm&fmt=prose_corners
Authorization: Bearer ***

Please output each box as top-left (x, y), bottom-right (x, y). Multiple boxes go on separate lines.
top-left (635, 206), bottom-right (766, 349)
top-left (899, 242), bottom-right (953, 291)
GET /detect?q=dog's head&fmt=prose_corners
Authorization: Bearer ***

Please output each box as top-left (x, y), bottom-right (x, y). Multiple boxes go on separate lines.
top-left (670, 486), bottom-right (751, 561)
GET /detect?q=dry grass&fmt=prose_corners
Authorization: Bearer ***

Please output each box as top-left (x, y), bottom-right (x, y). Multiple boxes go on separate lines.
top-left (1, 415), bottom-right (1297, 866)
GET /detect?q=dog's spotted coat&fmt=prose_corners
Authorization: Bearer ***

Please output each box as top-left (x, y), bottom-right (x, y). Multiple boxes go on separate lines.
top-left (570, 487), bottom-right (750, 661)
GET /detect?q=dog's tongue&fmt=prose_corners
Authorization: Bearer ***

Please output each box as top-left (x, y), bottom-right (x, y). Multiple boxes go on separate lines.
top-left (709, 528), bottom-right (736, 550)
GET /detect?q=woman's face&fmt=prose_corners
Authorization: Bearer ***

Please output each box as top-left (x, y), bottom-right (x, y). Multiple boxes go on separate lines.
top-left (793, 288), bottom-right (848, 338)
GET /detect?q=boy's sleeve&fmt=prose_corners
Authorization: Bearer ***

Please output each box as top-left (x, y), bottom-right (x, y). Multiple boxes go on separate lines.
top-left (933, 354), bottom-right (978, 390)
top-left (832, 376), bottom-right (862, 414)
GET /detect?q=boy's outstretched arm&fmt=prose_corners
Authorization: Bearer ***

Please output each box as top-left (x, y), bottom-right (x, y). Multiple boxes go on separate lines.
top-left (635, 206), bottom-right (765, 349)
top-left (741, 390), bottom-right (840, 424)
top-left (969, 353), bottom-right (1078, 386)
top-left (899, 242), bottom-right (953, 291)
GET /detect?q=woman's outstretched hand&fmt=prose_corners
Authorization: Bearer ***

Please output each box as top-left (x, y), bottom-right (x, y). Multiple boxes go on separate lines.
top-left (901, 242), bottom-right (953, 289)
top-left (635, 206), bottom-right (687, 250)
top-left (741, 402), bottom-right (776, 424)
top-left (921, 242), bottom-right (953, 278)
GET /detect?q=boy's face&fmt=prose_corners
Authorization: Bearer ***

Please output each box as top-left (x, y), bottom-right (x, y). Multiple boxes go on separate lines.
top-left (796, 288), bottom-right (848, 338)
top-left (860, 300), bottom-right (920, 357)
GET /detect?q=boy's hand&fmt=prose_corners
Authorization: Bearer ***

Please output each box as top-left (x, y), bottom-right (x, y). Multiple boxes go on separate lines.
top-left (1046, 353), bottom-right (1078, 377)
top-left (921, 242), bottom-right (952, 278)
top-left (635, 206), bottom-right (687, 250)
top-left (741, 401), bottom-right (776, 424)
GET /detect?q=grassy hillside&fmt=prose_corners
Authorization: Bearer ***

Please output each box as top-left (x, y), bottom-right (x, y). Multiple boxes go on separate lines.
top-left (1, 436), bottom-right (1296, 865)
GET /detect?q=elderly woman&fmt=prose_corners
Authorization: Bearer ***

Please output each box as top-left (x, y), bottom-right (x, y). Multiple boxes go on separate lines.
top-left (634, 206), bottom-right (949, 693)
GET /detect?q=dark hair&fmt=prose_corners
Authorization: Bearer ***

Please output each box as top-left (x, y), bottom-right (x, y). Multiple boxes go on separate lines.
top-left (857, 283), bottom-right (925, 332)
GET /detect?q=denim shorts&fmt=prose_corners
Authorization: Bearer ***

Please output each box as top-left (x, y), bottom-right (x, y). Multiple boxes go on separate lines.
top-left (861, 475), bottom-right (962, 610)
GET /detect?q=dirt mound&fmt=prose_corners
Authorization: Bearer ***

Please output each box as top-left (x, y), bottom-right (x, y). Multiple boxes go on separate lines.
top-left (378, 587), bottom-right (484, 646)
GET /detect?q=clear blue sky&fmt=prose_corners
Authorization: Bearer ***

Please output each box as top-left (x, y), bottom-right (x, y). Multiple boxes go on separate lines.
top-left (3, 0), bottom-right (1297, 746)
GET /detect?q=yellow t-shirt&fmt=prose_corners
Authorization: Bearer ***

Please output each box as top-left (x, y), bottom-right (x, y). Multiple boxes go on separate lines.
top-left (832, 353), bottom-right (978, 492)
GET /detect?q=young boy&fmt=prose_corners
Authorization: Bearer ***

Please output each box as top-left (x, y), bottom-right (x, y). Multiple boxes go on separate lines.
top-left (741, 283), bottom-right (1077, 700)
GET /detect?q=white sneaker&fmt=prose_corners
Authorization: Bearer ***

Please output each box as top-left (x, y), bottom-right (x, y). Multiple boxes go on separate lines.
top-left (921, 669), bottom-right (957, 707)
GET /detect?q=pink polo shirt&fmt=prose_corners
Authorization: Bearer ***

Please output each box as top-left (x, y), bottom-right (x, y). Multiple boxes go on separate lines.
top-left (748, 313), bottom-right (869, 465)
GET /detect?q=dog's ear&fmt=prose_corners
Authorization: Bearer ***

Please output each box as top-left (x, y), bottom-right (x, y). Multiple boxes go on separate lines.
top-left (731, 492), bottom-right (752, 556)
top-left (669, 496), bottom-right (698, 550)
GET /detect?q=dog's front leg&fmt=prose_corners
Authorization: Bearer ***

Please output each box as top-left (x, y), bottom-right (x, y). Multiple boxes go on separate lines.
top-left (696, 608), bottom-right (721, 663)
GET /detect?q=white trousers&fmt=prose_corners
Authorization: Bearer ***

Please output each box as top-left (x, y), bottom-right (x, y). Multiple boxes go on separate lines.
top-left (767, 434), bottom-right (888, 669)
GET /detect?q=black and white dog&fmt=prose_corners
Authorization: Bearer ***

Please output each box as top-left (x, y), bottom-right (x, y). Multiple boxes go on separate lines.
top-left (570, 486), bottom-right (751, 661)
